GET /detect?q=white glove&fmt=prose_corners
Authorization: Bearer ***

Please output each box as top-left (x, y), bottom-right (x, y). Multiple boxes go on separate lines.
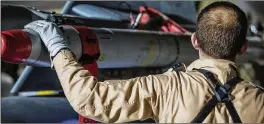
top-left (24, 20), bottom-right (69, 57)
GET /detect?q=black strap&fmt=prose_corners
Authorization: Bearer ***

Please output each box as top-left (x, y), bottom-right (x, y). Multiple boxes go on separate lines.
top-left (191, 96), bottom-right (218, 123)
top-left (225, 100), bottom-right (242, 123)
top-left (172, 63), bottom-right (186, 72)
top-left (191, 69), bottom-right (242, 123)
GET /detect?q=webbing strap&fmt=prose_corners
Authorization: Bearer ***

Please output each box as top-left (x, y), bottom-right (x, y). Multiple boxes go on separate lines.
top-left (225, 100), bottom-right (242, 123)
top-left (191, 96), bottom-right (218, 123)
top-left (191, 69), bottom-right (242, 123)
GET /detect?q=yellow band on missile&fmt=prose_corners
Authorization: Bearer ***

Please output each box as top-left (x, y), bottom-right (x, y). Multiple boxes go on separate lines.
top-left (143, 40), bottom-right (155, 66)
top-left (36, 90), bottom-right (58, 96)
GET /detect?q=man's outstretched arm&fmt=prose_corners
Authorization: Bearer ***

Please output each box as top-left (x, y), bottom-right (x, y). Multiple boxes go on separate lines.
top-left (53, 49), bottom-right (179, 123)
top-left (24, 20), bottom-right (180, 123)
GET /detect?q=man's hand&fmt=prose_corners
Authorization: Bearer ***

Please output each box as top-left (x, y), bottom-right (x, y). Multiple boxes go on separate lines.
top-left (24, 20), bottom-right (69, 57)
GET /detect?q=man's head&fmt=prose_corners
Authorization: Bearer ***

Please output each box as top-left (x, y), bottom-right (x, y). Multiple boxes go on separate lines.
top-left (191, 1), bottom-right (248, 60)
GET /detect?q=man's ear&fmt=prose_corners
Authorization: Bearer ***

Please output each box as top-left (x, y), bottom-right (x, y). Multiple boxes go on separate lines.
top-left (239, 40), bottom-right (248, 55)
top-left (191, 32), bottom-right (200, 50)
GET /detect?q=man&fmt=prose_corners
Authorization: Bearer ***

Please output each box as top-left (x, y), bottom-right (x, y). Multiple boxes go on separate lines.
top-left (24, 1), bottom-right (264, 123)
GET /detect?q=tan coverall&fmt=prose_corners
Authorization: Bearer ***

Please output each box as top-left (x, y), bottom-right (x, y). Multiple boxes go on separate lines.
top-left (53, 50), bottom-right (264, 123)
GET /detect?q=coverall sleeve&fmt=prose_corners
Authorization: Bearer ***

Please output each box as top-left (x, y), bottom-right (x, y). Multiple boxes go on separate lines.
top-left (52, 50), bottom-right (179, 123)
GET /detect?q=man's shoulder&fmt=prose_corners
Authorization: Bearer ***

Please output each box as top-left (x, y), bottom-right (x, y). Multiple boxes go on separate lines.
top-left (164, 63), bottom-right (203, 78)
top-left (244, 80), bottom-right (264, 91)
top-left (238, 80), bottom-right (264, 98)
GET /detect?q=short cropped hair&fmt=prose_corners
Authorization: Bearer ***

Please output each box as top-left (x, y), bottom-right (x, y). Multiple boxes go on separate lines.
top-left (196, 1), bottom-right (248, 59)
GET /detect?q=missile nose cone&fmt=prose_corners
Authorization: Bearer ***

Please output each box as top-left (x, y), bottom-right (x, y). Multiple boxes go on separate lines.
top-left (1, 33), bottom-right (8, 57)
top-left (1, 30), bottom-right (32, 64)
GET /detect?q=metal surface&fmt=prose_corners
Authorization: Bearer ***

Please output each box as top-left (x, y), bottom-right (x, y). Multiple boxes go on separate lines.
top-left (1, 4), bottom-right (128, 31)
top-left (61, 25), bottom-right (83, 60)
top-left (24, 29), bottom-right (48, 66)
top-left (2, 26), bottom-right (186, 68)
top-left (1, 1), bottom-right (65, 10)
top-left (10, 66), bottom-right (34, 94)
top-left (93, 28), bottom-right (181, 68)
top-left (72, 4), bottom-right (136, 21)
top-left (72, 1), bottom-right (196, 24)
top-left (1, 97), bottom-right (78, 123)
top-left (61, 1), bottom-right (74, 14)
top-left (176, 35), bottom-right (198, 65)
top-left (2, 26), bottom-right (83, 67)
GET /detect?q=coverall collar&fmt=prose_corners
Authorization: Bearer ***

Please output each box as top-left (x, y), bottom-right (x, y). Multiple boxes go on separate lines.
top-left (187, 58), bottom-right (240, 84)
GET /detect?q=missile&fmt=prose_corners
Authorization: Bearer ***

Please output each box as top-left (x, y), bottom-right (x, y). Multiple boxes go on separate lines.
top-left (1, 26), bottom-right (193, 69)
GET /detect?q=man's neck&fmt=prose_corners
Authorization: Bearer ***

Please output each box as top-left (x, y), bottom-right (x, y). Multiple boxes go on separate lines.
top-left (199, 51), bottom-right (236, 61)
